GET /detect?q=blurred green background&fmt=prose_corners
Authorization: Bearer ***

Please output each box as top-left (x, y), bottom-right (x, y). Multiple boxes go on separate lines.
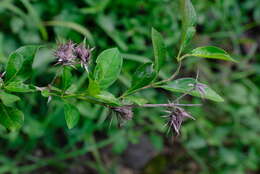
top-left (0, 0), bottom-right (260, 173)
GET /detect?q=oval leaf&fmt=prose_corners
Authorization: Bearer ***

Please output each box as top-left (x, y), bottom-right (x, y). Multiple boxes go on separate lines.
top-left (187, 46), bottom-right (237, 62)
top-left (0, 104), bottom-right (24, 131)
top-left (62, 66), bottom-right (73, 90)
top-left (64, 102), bottom-right (80, 129)
top-left (152, 28), bottom-right (166, 73)
top-left (127, 62), bottom-right (156, 93)
top-left (159, 78), bottom-right (224, 102)
top-left (5, 45), bottom-right (40, 83)
top-left (94, 48), bottom-right (123, 89)
top-left (4, 81), bottom-right (35, 93)
top-left (0, 91), bottom-right (20, 106)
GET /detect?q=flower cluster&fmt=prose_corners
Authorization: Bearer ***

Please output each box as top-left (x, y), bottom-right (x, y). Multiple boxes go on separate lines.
top-left (54, 40), bottom-right (94, 70)
top-left (111, 106), bottom-right (133, 127)
top-left (164, 106), bottom-right (195, 135)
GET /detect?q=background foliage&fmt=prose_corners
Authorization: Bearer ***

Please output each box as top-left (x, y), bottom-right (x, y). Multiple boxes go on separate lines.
top-left (0, 0), bottom-right (260, 173)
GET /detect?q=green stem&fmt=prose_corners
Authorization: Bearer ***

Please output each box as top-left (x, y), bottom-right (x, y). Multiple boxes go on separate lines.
top-left (120, 61), bottom-right (183, 99)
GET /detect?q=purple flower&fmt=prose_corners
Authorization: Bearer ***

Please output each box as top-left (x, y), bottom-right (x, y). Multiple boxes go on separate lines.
top-left (54, 41), bottom-right (94, 70)
top-left (164, 107), bottom-right (195, 135)
top-left (75, 44), bottom-right (90, 63)
top-left (195, 83), bottom-right (207, 97)
top-left (54, 40), bottom-right (76, 65)
top-left (75, 44), bottom-right (94, 70)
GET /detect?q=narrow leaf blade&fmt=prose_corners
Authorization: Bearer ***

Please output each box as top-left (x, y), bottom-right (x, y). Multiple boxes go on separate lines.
top-left (188, 46), bottom-right (237, 62)
top-left (179, 0), bottom-right (197, 56)
top-left (180, 0), bottom-right (196, 29)
top-left (152, 28), bottom-right (166, 73)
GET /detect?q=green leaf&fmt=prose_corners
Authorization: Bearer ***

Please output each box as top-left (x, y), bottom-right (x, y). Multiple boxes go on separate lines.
top-left (64, 102), bottom-right (80, 129)
top-left (186, 46), bottom-right (237, 62)
top-left (62, 66), bottom-right (73, 90)
top-left (0, 91), bottom-right (20, 106)
top-left (4, 81), bottom-right (35, 93)
top-left (94, 48), bottom-right (123, 89)
top-left (180, 26), bottom-right (196, 52)
top-left (0, 104), bottom-right (24, 131)
top-left (180, 0), bottom-right (196, 29)
top-left (81, 91), bottom-right (121, 106)
top-left (124, 96), bottom-right (148, 105)
top-left (88, 77), bottom-right (100, 96)
top-left (127, 62), bottom-right (156, 93)
top-left (179, 0), bottom-right (197, 57)
top-left (93, 91), bottom-right (121, 106)
top-left (151, 28), bottom-right (166, 73)
top-left (159, 78), bottom-right (224, 102)
top-left (5, 45), bottom-right (40, 83)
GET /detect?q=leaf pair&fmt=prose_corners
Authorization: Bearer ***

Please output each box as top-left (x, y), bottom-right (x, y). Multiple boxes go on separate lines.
top-left (0, 46), bottom-right (39, 131)
top-left (178, 0), bottom-right (236, 63)
top-left (124, 28), bottom-right (166, 95)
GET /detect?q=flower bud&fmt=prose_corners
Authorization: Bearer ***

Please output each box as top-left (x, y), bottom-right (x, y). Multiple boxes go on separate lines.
top-left (164, 107), bottom-right (194, 135)
top-left (75, 44), bottom-right (94, 70)
top-left (111, 106), bottom-right (133, 126)
top-left (54, 40), bottom-right (76, 65)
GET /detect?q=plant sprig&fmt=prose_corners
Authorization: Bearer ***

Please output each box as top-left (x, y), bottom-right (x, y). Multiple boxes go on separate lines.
top-left (0, 0), bottom-right (236, 135)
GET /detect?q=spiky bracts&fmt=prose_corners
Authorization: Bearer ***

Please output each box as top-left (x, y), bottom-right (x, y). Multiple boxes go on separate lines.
top-left (54, 40), bottom-right (93, 69)
top-left (163, 106), bottom-right (195, 135)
